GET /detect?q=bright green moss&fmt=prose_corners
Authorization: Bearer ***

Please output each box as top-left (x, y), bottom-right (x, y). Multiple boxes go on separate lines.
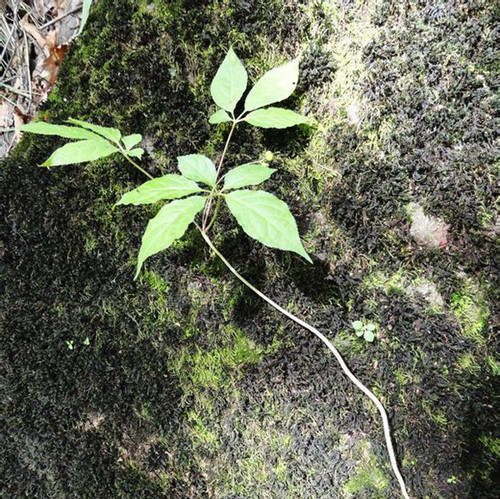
top-left (450, 281), bottom-right (489, 344)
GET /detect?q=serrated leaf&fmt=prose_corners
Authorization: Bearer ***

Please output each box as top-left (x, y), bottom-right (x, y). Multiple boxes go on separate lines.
top-left (127, 148), bottom-right (144, 159)
top-left (225, 190), bottom-right (312, 263)
top-left (67, 118), bottom-right (121, 143)
top-left (41, 138), bottom-right (119, 166)
top-left (352, 320), bottom-right (363, 330)
top-left (364, 331), bottom-right (375, 342)
top-left (117, 174), bottom-right (203, 205)
top-left (122, 133), bottom-right (142, 150)
top-left (244, 107), bottom-right (308, 129)
top-left (20, 121), bottom-right (101, 140)
top-left (244, 57), bottom-right (300, 112)
top-left (178, 154), bottom-right (217, 187)
top-left (209, 109), bottom-right (232, 124)
top-left (210, 47), bottom-right (248, 113)
top-left (135, 196), bottom-right (207, 278)
top-left (223, 164), bottom-right (276, 190)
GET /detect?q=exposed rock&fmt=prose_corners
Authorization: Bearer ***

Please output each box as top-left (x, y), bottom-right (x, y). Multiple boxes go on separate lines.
top-left (407, 202), bottom-right (449, 248)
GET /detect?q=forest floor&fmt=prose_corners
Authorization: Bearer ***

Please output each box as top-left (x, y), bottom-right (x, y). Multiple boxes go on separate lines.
top-left (2, 1), bottom-right (498, 498)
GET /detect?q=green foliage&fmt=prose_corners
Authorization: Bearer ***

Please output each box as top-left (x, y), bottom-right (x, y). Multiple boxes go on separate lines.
top-left (223, 164), bottom-right (276, 191)
top-left (78, 0), bottom-right (93, 36)
top-left (20, 47), bottom-right (311, 275)
top-left (243, 107), bottom-right (308, 128)
top-left (20, 118), bottom-right (142, 166)
top-left (210, 47), bottom-right (248, 114)
top-left (352, 320), bottom-right (376, 343)
top-left (117, 175), bottom-right (204, 205)
top-left (244, 57), bottom-right (300, 111)
top-left (177, 154), bottom-right (217, 187)
top-left (42, 138), bottom-right (119, 166)
top-left (225, 190), bottom-right (312, 263)
top-left (209, 109), bottom-right (232, 124)
top-left (135, 196), bottom-right (207, 278)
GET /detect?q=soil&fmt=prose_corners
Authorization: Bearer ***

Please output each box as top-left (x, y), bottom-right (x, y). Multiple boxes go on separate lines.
top-left (1, 1), bottom-right (498, 498)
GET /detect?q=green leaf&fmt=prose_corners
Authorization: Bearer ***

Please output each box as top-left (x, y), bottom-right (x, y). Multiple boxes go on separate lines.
top-left (356, 330), bottom-right (364, 337)
top-left (244, 57), bottom-right (300, 112)
top-left (223, 164), bottom-right (276, 191)
top-left (209, 109), bottom-right (232, 124)
top-left (365, 323), bottom-right (376, 332)
top-left (352, 320), bottom-right (363, 330)
top-left (210, 47), bottom-right (248, 113)
top-left (67, 118), bottom-right (121, 143)
top-left (20, 122), bottom-right (101, 140)
top-left (225, 189), bottom-right (312, 263)
top-left (127, 148), bottom-right (144, 159)
top-left (244, 107), bottom-right (308, 129)
top-left (135, 196), bottom-right (207, 278)
top-left (41, 138), bottom-right (119, 166)
top-left (122, 133), bottom-right (142, 150)
top-left (178, 154), bottom-right (217, 187)
top-left (364, 330), bottom-right (375, 342)
top-left (117, 174), bottom-right (203, 205)
top-left (78, 0), bottom-right (93, 35)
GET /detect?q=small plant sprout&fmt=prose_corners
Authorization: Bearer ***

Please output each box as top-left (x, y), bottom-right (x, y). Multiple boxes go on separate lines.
top-left (20, 47), bottom-right (410, 498)
top-left (352, 320), bottom-right (377, 342)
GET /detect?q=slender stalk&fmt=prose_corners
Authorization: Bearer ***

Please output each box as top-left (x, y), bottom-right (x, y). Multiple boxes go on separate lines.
top-left (198, 228), bottom-right (411, 499)
top-left (202, 120), bottom-right (237, 229)
top-left (122, 153), bottom-right (154, 180)
top-left (204, 195), bottom-right (222, 233)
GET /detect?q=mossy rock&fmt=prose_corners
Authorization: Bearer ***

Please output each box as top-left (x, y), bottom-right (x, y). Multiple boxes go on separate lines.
top-left (2, 0), bottom-right (498, 497)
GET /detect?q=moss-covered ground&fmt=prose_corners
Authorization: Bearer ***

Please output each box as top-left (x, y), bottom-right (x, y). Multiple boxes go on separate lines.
top-left (1, 0), bottom-right (498, 497)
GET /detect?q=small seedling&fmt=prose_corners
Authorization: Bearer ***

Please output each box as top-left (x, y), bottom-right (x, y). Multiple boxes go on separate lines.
top-left (66, 339), bottom-right (74, 350)
top-left (83, 337), bottom-right (91, 346)
top-left (20, 47), bottom-right (409, 498)
top-left (352, 320), bottom-right (377, 342)
top-left (447, 475), bottom-right (457, 484)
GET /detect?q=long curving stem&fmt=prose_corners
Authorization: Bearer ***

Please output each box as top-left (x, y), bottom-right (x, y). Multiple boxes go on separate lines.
top-left (198, 228), bottom-right (411, 499)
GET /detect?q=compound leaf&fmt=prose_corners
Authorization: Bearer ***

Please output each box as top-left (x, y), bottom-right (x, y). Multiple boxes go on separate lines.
top-left (210, 47), bottom-right (247, 113)
top-left (41, 138), bottom-right (119, 166)
top-left (117, 174), bottom-right (203, 206)
top-left (67, 118), bottom-right (121, 143)
top-left (135, 196), bottom-right (207, 278)
top-left (122, 133), bottom-right (142, 150)
top-left (244, 107), bottom-right (308, 129)
top-left (225, 189), bottom-right (311, 263)
top-left (223, 164), bottom-right (276, 190)
top-left (209, 109), bottom-right (232, 124)
top-left (244, 57), bottom-right (300, 112)
top-left (178, 154), bottom-right (217, 187)
top-left (21, 121), bottom-right (101, 140)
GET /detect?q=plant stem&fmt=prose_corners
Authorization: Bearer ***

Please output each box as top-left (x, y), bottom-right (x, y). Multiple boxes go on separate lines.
top-left (204, 195), bottom-right (221, 233)
top-left (198, 229), bottom-right (411, 499)
top-left (202, 120), bottom-right (237, 229)
top-left (122, 152), bottom-right (154, 180)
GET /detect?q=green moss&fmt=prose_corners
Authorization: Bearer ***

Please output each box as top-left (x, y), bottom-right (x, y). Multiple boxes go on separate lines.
top-left (364, 269), bottom-right (406, 295)
top-left (170, 326), bottom-right (264, 390)
top-left (456, 352), bottom-right (481, 375)
top-left (450, 280), bottom-right (489, 344)
top-left (342, 441), bottom-right (389, 497)
top-left (479, 436), bottom-right (500, 457)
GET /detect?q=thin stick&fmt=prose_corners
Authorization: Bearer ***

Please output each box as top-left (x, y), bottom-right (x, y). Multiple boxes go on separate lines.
top-left (198, 229), bottom-right (411, 499)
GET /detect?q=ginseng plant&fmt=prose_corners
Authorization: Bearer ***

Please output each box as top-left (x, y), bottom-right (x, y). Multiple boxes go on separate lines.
top-left (21, 47), bottom-right (410, 498)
